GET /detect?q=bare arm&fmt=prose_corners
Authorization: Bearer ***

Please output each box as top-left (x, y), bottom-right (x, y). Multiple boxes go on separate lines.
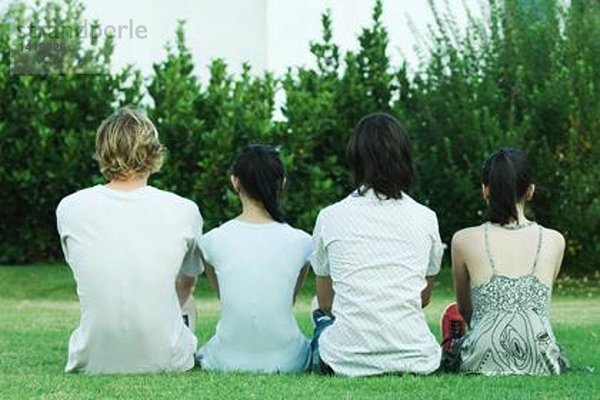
top-left (204, 263), bottom-right (220, 299)
top-left (293, 265), bottom-right (310, 304)
top-left (316, 275), bottom-right (334, 315)
top-left (452, 234), bottom-right (472, 324)
top-left (176, 275), bottom-right (197, 307)
top-left (553, 232), bottom-right (566, 281)
top-left (421, 276), bottom-right (435, 308)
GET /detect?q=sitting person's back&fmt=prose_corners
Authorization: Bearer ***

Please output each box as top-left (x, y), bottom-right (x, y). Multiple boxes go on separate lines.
top-left (198, 145), bottom-right (311, 373)
top-left (449, 148), bottom-right (568, 375)
top-left (56, 108), bottom-right (203, 374)
top-left (310, 113), bottom-right (444, 377)
top-left (313, 191), bottom-right (443, 376)
top-left (199, 220), bottom-right (311, 372)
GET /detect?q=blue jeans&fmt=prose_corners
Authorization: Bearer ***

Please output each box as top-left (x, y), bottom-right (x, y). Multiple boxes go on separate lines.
top-left (310, 309), bottom-right (335, 375)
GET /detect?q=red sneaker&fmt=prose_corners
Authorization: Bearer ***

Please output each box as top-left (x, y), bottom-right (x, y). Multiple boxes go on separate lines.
top-left (440, 303), bottom-right (467, 351)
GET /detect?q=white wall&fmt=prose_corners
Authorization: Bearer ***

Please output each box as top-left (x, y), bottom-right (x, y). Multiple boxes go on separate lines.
top-left (2, 0), bottom-right (483, 76)
top-left (265, 0), bottom-right (481, 75)
top-left (70, 0), bottom-right (482, 79)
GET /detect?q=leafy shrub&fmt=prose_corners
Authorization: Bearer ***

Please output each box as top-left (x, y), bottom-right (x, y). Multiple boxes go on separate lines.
top-left (396, 0), bottom-right (600, 274)
top-left (0, 0), bottom-right (141, 263)
top-left (147, 22), bottom-right (278, 230)
top-left (277, 3), bottom-right (400, 231)
top-left (1, 0), bottom-right (598, 275)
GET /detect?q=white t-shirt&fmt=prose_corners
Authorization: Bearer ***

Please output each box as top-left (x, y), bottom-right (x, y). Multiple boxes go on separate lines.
top-left (198, 220), bottom-right (312, 373)
top-left (311, 190), bottom-right (443, 377)
top-left (56, 185), bottom-right (203, 374)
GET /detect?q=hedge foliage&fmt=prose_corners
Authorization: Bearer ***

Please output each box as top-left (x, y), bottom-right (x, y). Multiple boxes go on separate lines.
top-left (1, 0), bottom-right (598, 274)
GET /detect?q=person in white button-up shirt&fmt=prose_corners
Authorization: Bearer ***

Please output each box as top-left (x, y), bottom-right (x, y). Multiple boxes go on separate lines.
top-left (309, 113), bottom-right (444, 377)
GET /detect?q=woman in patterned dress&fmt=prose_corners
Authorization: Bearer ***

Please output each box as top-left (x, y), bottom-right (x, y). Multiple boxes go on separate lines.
top-left (443, 148), bottom-right (569, 375)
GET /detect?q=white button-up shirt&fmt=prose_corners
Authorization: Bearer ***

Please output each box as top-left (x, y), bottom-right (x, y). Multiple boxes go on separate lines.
top-left (311, 189), bottom-right (443, 376)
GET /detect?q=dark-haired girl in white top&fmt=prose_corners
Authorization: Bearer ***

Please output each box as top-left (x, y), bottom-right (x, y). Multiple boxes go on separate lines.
top-left (441, 148), bottom-right (569, 375)
top-left (197, 144), bottom-right (312, 373)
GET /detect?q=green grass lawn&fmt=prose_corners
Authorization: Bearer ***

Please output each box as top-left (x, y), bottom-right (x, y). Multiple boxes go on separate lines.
top-left (0, 265), bottom-right (598, 399)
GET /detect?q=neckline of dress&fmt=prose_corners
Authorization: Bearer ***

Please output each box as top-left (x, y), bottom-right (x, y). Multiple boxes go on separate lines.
top-left (488, 221), bottom-right (536, 230)
top-left (472, 273), bottom-right (552, 291)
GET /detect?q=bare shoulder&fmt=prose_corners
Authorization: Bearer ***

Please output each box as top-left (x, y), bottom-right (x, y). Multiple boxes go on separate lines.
top-left (452, 226), bottom-right (482, 248)
top-left (541, 226), bottom-right (566, 249)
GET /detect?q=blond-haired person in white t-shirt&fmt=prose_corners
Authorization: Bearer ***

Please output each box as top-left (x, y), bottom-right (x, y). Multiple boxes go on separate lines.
top-left (309, 113), bottom-right (444, 377)
top-left (56, 107), bottom-right (203, 374)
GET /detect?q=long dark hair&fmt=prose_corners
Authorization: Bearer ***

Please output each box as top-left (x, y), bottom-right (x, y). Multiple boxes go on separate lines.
top-left (482, 148), bottom-right (533, 225)
top-left (232, 144), bottom-right (285, 222)
top-left (346, 112), bottom-right (416, 199)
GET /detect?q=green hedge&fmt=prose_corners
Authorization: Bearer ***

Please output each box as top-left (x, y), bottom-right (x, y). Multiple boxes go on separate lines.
top-left (395, 0), bottom-right (600, 275)
top-left (0, 0), bottom-right (142, 262)
top-left (1, 0), bottom-right (598, 274)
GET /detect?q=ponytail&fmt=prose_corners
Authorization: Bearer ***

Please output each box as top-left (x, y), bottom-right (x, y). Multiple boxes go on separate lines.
top-left (232, 144), bottom-right (285, 222)
top-left (482, 148), bottom-right (533, 225)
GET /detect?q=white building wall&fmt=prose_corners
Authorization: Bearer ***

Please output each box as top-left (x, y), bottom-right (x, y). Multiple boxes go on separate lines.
top-left (191, 0), bottom-right (268, 73)
top-left (76, 0), bottom-right (481, 78)
top-left (4, 0), bottom-right (483, 77)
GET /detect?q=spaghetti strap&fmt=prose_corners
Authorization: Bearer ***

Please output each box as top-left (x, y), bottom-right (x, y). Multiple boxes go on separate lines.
top-left (483, 222), bottom-right (497, 273)
top-left (531, 224), bottom-right (543, 273)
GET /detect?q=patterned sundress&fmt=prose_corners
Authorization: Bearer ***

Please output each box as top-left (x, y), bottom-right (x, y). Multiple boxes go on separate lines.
top-left (458, 222), bottom-right (569, 375)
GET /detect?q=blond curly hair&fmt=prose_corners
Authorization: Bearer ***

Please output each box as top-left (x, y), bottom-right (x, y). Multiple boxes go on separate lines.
top-left (95, 107), bottom-right (165, 181)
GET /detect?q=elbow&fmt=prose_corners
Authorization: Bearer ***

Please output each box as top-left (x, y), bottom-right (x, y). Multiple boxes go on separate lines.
top-left (177, 276), bottom-right (197, 294)
top-left (421, 277), bottom-right (434, 308)
top-left (321, 300), bottom-right (333, 315)
top-left (184, 278), bottom-right (196, 291)
top-left (421, 296), bottom-right (431, 308)
top-left (176, 277), bottom-right (197, 307)
top-left (457, 305), bottom-right (472, 324)
top-left (317, 291), bottom-right (334, 314)
top-left (317, 293), bottom-right (334, 315)
top-left (421, 290), bottom-right (432, 308)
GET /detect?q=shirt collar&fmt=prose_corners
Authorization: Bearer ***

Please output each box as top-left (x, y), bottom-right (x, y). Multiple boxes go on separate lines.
top-left (350, 187), bottom-right (407, 201)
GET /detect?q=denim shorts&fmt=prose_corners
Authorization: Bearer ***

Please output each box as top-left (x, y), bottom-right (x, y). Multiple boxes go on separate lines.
top-left (310, 309), bottom-right (335, 375)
